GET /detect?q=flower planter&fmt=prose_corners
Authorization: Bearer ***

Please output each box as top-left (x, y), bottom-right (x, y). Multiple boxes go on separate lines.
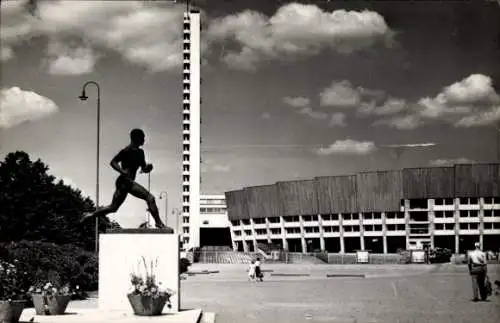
top-left (0, 300), bottom-right (25, 323)
top-left (32, 295), bottom-right (71, 315)
top-left (127, 294), bottom-right (168, 316)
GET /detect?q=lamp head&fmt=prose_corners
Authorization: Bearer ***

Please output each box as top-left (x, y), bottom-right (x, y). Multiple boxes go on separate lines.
top-left (78, 89), bottom-right (88, 101)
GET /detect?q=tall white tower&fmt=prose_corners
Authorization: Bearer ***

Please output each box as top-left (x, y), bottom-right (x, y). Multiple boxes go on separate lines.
top-left (181, 10), bottom-right (201, 249)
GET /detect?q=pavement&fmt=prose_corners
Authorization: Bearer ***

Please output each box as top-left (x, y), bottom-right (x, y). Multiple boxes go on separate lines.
top-left (180, 263), bottom-right (500, 323)
top-left (19, 264), bottom-right (500, 323)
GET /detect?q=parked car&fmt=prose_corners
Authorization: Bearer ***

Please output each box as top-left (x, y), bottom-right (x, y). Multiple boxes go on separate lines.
top-left (428, 247), bottom-right (452, 263)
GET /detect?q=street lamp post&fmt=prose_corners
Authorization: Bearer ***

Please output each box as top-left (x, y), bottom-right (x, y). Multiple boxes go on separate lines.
top-left (172, 208), bottom-right (180, 235)
top-left (147, 172), bottom-right (151, 227)
top-left (79, 81), bottom-right (101, 253)
top-left (159, 191), bottom-right (168, 229)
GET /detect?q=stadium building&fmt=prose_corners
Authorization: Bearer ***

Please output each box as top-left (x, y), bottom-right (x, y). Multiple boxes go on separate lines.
top-left (225, 163), bottom-right (500, 254)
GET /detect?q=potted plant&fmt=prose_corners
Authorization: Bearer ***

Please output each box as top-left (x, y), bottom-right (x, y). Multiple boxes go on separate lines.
top-left (127, 257), bottom-right (175, 316)
top-left (28, 280), bottom-right (76, 315)
top-left (0, 259), bottom-right (28, 323)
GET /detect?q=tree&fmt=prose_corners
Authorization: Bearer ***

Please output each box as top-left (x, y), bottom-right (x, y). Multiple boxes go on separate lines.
top-left (0, 151), bottom-right (120, 251)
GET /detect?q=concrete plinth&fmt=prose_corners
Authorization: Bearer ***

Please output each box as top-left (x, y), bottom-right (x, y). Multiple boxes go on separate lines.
top-left (99, 230), bottom-right (180, 313)
top-left (20, 308), bottom-right (207, 323)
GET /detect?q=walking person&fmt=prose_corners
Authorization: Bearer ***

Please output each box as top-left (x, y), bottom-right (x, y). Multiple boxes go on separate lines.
top-left (248, 260), bottom-right (256, 282)
top-left (468, 242), bottom-right (488, 302)
top-left (255, 257), bottom-right (263, 282)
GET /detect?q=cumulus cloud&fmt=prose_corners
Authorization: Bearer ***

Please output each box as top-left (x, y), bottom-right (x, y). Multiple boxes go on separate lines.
top-left (360, 98), bottom-right (407, 116)
top-left (45, 39), bottom-right (97, 75)
top-left (282, 96), bottom-right (310, 108)
top-left (261, 112), bottom-right (272, 120)
top-left (429, 158), bottom-right (476, 166)
top-left (373, 115), bottom-right (422, 130)
top-left (283, 96), bottom-right (330, 121)
top-left (0, 87), bottom-right (59, 129)
top-left (416, 74), bottom-right (500, 127)
top-left (316, 139), bottom-right (376, 156)
top-left (371, 74), bottom-right (500, 130)
top-left (212, 164), bottom-right (231, 173)
top-left (298, 107), bottom-right (328, 120)
top-left (320, 81), bottom-right (362, 107)
top-left (201, 159), bottom-right (231, 173)
top-left (207, 3), bottom-right (392, 70)
top-left (1, 0), bottom-right (186, 72)
top-left (319, 81), bottom-right (392, 116)
top-left (454, 107), bottom-right (500, 127)
top-left (329, 112), bottom-right (347, 127)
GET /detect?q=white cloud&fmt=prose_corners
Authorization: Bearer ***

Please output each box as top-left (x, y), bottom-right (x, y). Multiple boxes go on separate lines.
top-left (416, 74), bottom-right (500, 127)
top-left (212, 164), bottom-right (231, 173)
top-left (0, 87), bottom-right (59, 129)
top-left (373, 115), bottom-right (422, 130)
top-left (298, 107), bottom-right (328, 120)
top-left (429, 158), bottom-right (476, 166)
top-left (1, 1), bottom-right (186, 72)
top-left (454, 106), bottom-right (500, 127)
top-left (440, 74), bottom-right (499, 105)
top-left (208, 3), bottom-right (392, 70)
top-left (373, 74), bottom-right (500, 130)
top-left (320, 81), bottom-right (361, 107)
top-left (201, 159), bottom-right (231, 173)
top-left (329, 112), bottom-right (346, 127)
top-left (372, 98), bottom-right (407, 116)
top-left (283, 96), bottom-right (329, 121)
top-left (1, 46), bottom-right (14, 61)
top-left (319, 81), bottom-right (393, 119)
top-left (45, 39), bottom-right (97, 75)
top-left (261, 112), bottom-right (272, 120)
top-left (283, 96), bottom-right (310, 108)
top-left (316, 139), bottom-right (376, 156)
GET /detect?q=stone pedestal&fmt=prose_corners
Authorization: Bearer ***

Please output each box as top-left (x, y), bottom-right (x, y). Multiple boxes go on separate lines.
top-left (99, 229), bottom-right (180, 313)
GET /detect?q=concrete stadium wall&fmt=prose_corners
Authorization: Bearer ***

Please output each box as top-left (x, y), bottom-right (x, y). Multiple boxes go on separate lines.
top-left (225, 163), bottom-right (500, 220)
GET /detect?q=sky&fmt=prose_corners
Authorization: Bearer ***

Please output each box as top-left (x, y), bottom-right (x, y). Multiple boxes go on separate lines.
top-left (1, 0), bottom-right (500, 228)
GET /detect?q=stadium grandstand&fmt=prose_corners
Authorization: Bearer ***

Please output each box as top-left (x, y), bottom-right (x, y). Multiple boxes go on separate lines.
top-left (224, 163), bottom-right (500, 256)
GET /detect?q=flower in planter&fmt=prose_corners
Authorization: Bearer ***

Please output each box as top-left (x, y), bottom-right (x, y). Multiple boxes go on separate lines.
top-left (28, 281), bottom-right (77, 297)
top-left (27, 280), bottom-right (77, 316)
top-left (127, 256), bottom-right (175, 315)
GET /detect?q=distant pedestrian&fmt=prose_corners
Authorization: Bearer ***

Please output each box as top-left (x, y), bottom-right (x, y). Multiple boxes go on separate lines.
top-left (255, 257), bottom-right (263, 282)
top-left (248, 260), bottom-right (256, 281)
top-left (468, 242), bottom-right (488, 302)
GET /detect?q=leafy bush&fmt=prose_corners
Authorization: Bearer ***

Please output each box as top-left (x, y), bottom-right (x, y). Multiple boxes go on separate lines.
top-left (0, 259), bottom-right (29, 301)
top-left (180, 258), bottom-right (190, 274)
top-left (1, 240), bottom-right (98, 294)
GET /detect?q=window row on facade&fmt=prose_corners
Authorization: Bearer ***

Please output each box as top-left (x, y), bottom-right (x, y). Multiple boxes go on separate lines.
top-left (233, 222), bottom-right (500, 237)
top-left (230, 209), bottom-right (500, 227)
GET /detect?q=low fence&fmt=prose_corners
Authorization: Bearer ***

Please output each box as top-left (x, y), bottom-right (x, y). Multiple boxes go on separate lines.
top-left (192, 251), bottom-right (414, 265)
top-left (190, 251), bottom-right (500, 265)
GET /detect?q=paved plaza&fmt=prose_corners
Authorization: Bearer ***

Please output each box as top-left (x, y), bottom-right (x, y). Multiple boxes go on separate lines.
top-left (180, 264), bottom-right (500, 323)
top-left (66, 264), bottom-right (499, 323)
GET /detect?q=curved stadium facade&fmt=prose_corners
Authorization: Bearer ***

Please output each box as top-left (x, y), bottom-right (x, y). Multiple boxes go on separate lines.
top-left (225, 163), bottom-right (500, 254)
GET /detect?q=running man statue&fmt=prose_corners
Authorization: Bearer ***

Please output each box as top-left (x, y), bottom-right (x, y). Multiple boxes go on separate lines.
top-left (81, 128), bottom-right (167, 229)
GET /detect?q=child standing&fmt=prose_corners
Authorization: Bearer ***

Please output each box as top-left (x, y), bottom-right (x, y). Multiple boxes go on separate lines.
top-left (248, 260), bottom-right (256, 281)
